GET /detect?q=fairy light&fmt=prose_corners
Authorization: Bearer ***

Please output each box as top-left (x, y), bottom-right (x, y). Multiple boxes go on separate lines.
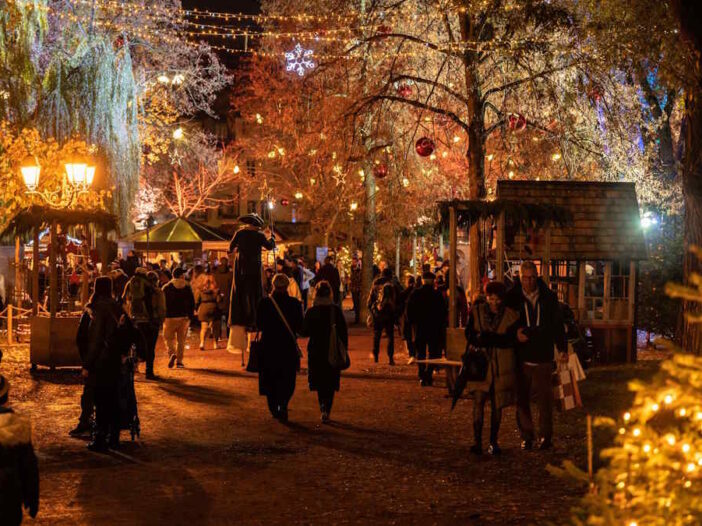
top-left (349, 201), bottom-right (358, 211)
top-left (233, 165), bottom-right (240, 174)
top-left (664, 395), bottom-right (674, 405)
top-left (551, 152), bottom-right (562, 161)
top-left (632, 428), bottom-right (641, 437)
top-left (487, 154), bottom-right (494, 161)
top-left (652, 403), bottom-right (660, 412)
top-left (666, 434), bottom-right (676, 446)
top-left (623, 412), bottom-right (631, 422)
top-left (294, 191), bottom-right (303, 200)
top-left (683, 443), bottom-right (691, 453)
top-left (643, 444), bottom-right (651, 453)
top-left (172, 127), bottom-right (184, 140)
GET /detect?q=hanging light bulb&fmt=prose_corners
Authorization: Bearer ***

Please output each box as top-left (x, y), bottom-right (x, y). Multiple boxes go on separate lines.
top-left (233, 165), bottom-right (240, 174)
top-left (294, 191), bottom-right (303, 200)
top-left (350, 201), bottom-right (358, 211)
top-left (172, 127), bottom-right (184, 140)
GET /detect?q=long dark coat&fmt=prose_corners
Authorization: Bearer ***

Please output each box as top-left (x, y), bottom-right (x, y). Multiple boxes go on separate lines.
top-left (228, 227), bottom-right (275, 330)
top-left (0, 408), bottom-right (39, 526)
top-left (303, 302), bottom-right (348, 392)
top-left (256, 291), bottom-right (303, 400)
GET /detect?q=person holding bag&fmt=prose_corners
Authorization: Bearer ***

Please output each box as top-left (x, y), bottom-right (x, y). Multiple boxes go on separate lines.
top-left (464, 281), bottom-right (521, 456)
top-left (302, 281), bottom-right (349, 424)
top-left (256, 273), bottom-right (304, 422)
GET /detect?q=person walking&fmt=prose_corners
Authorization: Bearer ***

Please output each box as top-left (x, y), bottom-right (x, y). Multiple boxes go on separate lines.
top-left (122, 267), bottom-right (157, 379)
top-left (147, 270), bottom-right (166, 368)
top-left (0, 370), bottom-right (39, 525)
top-left (79, 277), bottom-right (134, 451)
top-left (196, 273), bottom-right (220, 350)
top-left (213, 257), bottom-right (233, 339)
top-left (314, 256), bottom-right (341, 305)
top-left (368, 272), bottom-right (397, 365)
top-left (464, 281), bottom-right (520, 455)
top-left (302, 281), bottom-right (348, 423)
top-left (256, 273), bottom-right (303, 422)
top-left (299, 259), bottom-right (316, 311)
top-left (406, 271), bottom-right (447, 386)
top-left (162, 268), bottom-right (195, 369)
top-left (505, 261), bottom-right (567, 450)
top-left (399, 275), bottom-right (416, 365)
top-left (349, 255), bottom-right (362, 324)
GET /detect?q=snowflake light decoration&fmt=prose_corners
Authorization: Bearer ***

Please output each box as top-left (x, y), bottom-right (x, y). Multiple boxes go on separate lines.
top-left (285, 43), bottom-right (315, 77)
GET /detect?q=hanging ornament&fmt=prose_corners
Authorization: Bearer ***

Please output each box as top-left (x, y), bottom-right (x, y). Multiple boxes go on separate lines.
top-left (588, 84), bottom-right (604, 103)
top-left (508, 113), bottom-right (527, 132)
top-left (280, 198), bottom-right (290, 206)
top-left (113, 35), bottom-right (124, 50)
top-left (373, 163), bottom-right (388, 179)
top-left (285, 43), bottom-right (316, 77)
top-left (415, 137), bottom-right (435, 157)
top-left (397, 84), bottom-right (412, 98)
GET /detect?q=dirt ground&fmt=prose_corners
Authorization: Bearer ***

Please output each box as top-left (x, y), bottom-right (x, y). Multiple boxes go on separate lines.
top-left (1, 319), bottom-right (657, 526)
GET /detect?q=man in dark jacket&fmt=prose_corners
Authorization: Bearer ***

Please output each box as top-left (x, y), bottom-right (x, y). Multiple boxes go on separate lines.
top-left (367, 269), bottom-right (396, 364)
top-left (407, 271), bottom-right (448, 386)
top-left (162, 268), bottom-right (196, 369)
top-left (314, 256), bottom-right (341, 304)
top-left (505, 261), bottom-right (567, 450)
top-left (257, 273), bottom-right (304, 422)
top-left (349, 255), bottom-right (362, 324)
top-left (0, 372), bottom-right (39, 525)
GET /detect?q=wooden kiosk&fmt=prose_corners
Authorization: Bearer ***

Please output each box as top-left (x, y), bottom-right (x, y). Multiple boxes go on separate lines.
top-left (2, 206), bottom-right (118, 369)
top-left (441, 180), bottom-right (647, 364)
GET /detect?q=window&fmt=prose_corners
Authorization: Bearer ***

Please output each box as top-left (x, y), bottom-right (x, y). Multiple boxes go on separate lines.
top-left (610, 260), bottom-right (631, 299)
top-left (584, 261), bottom-right (605, 320)
top-left (246, 159), bottom-right (256, 178)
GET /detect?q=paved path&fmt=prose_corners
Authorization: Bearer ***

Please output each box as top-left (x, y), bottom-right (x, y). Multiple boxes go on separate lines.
top-left (4, 326), bottom-right (586, 525)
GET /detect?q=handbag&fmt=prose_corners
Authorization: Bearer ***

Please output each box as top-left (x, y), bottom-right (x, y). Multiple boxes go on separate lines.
top-left (553, 362), bottom-right (583, 411)
top-left (246, 332), bottom-right (262, 373)
top-left (269, 296), bottom-right (303, 361)
top-left (460, 348), bottom-right (489, 381)
top-left (328, 308), bottom-right (351, 370)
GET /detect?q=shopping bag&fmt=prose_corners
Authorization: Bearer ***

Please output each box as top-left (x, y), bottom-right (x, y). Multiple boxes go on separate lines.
top-left (568, 351), bottom-right (586, 382)
top-left (227, 325), bottom-right (248, 354)
top-left (553, 363), bottom-right (582, 411)
top-left (246, 332), bottom-right (262, 373)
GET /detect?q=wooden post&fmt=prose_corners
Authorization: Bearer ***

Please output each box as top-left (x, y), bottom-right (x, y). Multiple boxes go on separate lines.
top-left (542, 224), bottom-right (552, 286)
top-left (578, 261), bottom-right (587, 322)
top-left (49, 220), bottom-right (58, 320)
top-left (7, 304), bottom-right (12, 346)
top-left (32, 227), bottom-right (39, 316)
top-left (449, 206), bottom-right (457, 329)
top-left (496, 212), bottom-right (505, 283)
top-left (587, 414), bottom-right (594, 493)
top-left (603, 262), bottom-right (612, 321)
top-left (14, 236), bottom-right (21, 306)
top-left (628, 261), bottom-right (636, 323)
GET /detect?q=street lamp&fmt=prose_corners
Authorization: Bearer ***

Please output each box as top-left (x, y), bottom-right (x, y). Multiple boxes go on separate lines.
top-left (20, 156), bottom-right (96, 208)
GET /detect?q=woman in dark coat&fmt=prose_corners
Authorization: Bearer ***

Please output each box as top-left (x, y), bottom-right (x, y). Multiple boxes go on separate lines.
top-left (228, 214), bottom-right (275, 331)
top-left (256, 273), bottom-right (303, 422)
top-left (78, 276), bottom-right (135, 451)
top-left (302, 281), bottom-right (348, 423)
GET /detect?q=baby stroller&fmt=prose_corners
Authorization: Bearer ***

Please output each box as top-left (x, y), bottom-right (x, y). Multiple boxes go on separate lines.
top-left (118, 343), bottom-right (140, 440)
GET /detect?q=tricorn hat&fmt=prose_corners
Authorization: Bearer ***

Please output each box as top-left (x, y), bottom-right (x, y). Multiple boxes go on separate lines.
top-left (238, 213), bottom-right (265, 228)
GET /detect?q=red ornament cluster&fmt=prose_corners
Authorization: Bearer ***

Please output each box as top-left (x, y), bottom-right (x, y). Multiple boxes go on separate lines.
top-left (397, 84), bottom-right (412, 98)
top-left (508, 113), bottom-right (527, 132)
top-left (415, 137), bottom-right (435, 157)
top-left (373, 163), bottom-right (388, 179)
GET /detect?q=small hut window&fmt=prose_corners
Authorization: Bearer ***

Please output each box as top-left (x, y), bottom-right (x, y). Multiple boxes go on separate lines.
top-left (584, 261), bottom-right (606, 320)
top-left (610, 260), bottom-right (631, 298)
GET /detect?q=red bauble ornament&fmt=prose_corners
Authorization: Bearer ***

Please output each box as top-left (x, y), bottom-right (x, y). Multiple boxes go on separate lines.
top-left (373, 163), bottom-right (388, 179)
top-left (588, 84), bottom-right (603, 103)
top-left (377, 25), bottom-right (392, 34)
top-left (397, 84), bottom-right (412, 98)
top-left (508, 113), bottom-right (527, 132)
top-left (415, 137), bottom-right (435, 157)
top-left (280, 198), bottom-right (290, 206)
top-left (113, 36), bottom-right (124, 50)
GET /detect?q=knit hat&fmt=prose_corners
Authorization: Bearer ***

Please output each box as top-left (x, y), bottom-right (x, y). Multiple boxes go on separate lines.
top-left (272, 273), bottom-right (290, 289)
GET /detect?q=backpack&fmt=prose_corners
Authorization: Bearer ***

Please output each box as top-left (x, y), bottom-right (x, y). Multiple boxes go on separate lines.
top-left (127, 276), bottom-right (153, 321)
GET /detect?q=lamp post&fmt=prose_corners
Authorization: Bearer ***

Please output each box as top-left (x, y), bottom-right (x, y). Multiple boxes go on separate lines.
top-left (145, 214), bottom-right (155, 264)
top-left (20, 156), bottom-right (96, 320)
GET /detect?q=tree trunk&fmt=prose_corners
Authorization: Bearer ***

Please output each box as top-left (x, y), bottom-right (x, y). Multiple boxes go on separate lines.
top-left (360, 161), bottom-right (376, 324)
top-left (674, 0), bottom-right (702, 354)
top-left (460, 11), bottom-right (487, 295)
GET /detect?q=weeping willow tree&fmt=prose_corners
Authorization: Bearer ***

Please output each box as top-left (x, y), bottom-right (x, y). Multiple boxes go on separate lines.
top-left (0, 0), bottom-right (228, 233)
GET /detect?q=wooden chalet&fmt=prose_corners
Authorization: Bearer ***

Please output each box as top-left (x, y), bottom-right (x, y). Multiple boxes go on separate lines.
top-left (442, 180), bottom-right (647, 363)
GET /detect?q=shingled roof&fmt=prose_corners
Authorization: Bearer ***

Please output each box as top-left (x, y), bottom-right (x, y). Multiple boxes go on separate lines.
top-left (496, 180), bottom-right (647, 261)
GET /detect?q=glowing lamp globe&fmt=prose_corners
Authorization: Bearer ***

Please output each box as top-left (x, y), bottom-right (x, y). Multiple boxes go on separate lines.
top-left (86, 166), bottom-right (96, 186)
top-left (65, 162), bottom-right (88, 187)
top-left (415, 137), bottom-right (435, 157)
top-left (373, 163), bottom-right (388, 179)
top-left (21, 157), bottom-right (41, 190)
